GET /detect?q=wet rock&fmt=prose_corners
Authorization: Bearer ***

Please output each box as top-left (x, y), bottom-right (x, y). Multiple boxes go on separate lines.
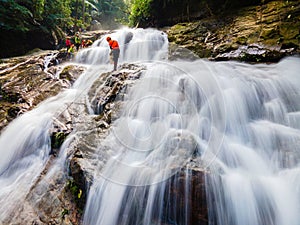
top-left (0, 51), bottom-right (86, 132)
top-left (53, 64), bottom-right (146, 223)
top-left (88, 64), bottom-right (144, 115)
top-left (89, 20), bottom-right (103, 31)
top-left (215, 44), bottom-right (293, 62)
top-left (161, 169), bottom-right (208, 225)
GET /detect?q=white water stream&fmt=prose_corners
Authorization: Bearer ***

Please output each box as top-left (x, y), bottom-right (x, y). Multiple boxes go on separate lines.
top-left (0, 28), bottom-right (300, 225)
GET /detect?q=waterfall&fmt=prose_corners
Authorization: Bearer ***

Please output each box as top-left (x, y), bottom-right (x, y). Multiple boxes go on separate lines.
top-left (81, 29), bottom-right (300, 224)
top-left (75, 28), bottom-right (168, 65)
top-left (1, 27), bottom-right (300, 225)
top-left (0, 27), bottom-right (169, 223)
top-left (205, 57), bottom-right (300, 225)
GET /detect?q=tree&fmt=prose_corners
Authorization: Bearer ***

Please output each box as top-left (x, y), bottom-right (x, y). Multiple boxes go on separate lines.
top-left (85, 0), bottom-right (127, 28)
top-left (128, 0), bottom-right (153, 27)
top-left (0, 0), bottom-right (34, 32)
top-left (32, 0), bottom-right (45, 20)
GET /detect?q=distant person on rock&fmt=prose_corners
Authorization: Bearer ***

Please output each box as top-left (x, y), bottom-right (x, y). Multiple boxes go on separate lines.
top-left (67, 44), bottom-right (75, 59)
top-left (106, 36), bottom-right (120, 71)
top-left (74, 32), bottom-right (81, 51)
top-left (86, 39), bottom-right (93, 47)
top-left (81, 39), bottom-right (86, 48)
top-left (65, 38), bottom-right (71, 52)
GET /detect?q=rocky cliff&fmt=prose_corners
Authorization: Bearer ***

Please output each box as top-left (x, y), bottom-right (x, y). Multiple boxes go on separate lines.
top-left (167, 0), bottom-right (300, 62)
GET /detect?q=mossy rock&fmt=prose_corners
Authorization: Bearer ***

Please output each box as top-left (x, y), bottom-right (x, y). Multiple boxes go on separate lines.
top-left (51, 131), bottom-right (69, 151)
top-left (260, 27), bottom-right (280, 40)
top-left (59, 66), bottom-right (74, 81)
top-left (280, 23), bottom-right (299, 39)
top-left (214, 43), bottom-right (238, 54)
top-left (281, 40), bottom-right (299, 49)
top-left (236, 36), bottom-right (248, 45)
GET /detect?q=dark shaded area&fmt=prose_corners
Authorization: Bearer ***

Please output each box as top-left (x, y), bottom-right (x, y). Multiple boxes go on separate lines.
top-left (143, 0), bottom-right (273, 27)
top-left (1, 29), bottom-right (58, 58)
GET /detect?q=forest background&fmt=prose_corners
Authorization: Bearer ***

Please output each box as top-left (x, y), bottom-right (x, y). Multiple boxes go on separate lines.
top-left (0, 0), bottom-right (266, 58)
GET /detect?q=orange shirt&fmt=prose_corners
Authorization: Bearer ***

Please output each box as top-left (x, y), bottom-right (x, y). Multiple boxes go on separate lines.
top-left (109, 40), bottom-right (119, 50)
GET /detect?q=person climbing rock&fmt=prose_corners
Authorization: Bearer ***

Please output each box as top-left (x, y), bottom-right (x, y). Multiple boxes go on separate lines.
top-left (106, 36), bottom-right (120, 71)
top-left (65, 38), bottom-right (71, 52)
top-left (67, 44), bottom-right (75, 59)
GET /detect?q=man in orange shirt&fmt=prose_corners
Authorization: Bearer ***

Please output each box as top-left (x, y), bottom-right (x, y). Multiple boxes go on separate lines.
top-left (106, 36), bottom-right (120, 71)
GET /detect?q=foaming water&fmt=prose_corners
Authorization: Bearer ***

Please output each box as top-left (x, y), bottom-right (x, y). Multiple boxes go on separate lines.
top-left (205, 57), bottom-right (300, 225)
top-left (83, 56), bottom-right (300, 225)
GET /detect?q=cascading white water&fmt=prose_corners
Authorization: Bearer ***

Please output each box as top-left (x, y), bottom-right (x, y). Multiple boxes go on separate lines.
top-left (81, 29), bottom-right (300, 224)
top-left (205, 57), bottom-right (300, 225)
top-left (1, 27), bottom-right (300, 225)
top-left (0, 57), bottom-right (117, 222)
top-left (75, 28), bottom-right (168, 66)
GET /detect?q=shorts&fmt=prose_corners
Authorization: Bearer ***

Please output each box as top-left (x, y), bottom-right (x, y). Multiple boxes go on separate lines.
top-left (112, 49), bottom-right (120, 62)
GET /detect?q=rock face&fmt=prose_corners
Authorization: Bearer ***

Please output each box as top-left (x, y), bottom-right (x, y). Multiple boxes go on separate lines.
top-left (161, 169), bottom-right (208, 225)
top-left (167, 0), bottom-right (300, 62)
top-left (0, 50), bottom-right (85, 132)
top-left (68, 64), bottom-right (146, 216)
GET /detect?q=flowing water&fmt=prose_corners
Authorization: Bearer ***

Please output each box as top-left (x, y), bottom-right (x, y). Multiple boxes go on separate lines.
top-left (1, 27), bottom-right (300, 225)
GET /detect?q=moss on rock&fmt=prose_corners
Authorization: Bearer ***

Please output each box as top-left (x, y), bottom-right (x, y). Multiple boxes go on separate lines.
top-left (166, 0), bottom-right (300, 62)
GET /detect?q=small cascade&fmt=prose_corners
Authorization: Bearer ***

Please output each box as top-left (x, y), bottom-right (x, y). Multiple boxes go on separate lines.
top-left (75, 28), bottom-right (168, 65)
top-left (44, 52), bottom-right (59, 78)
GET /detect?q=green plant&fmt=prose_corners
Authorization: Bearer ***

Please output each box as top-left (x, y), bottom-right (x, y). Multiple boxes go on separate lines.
top-left (61, 208), bottom-right (69, 218)
top-left (51, 131), bottom-right (68, 149)
top-left (67, 179), bottom-right (83, 199)
top-left (128, 0), bottom-right (153, 26)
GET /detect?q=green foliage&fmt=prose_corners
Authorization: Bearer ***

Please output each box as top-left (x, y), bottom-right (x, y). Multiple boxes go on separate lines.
top-left (0, 0), bottom-right (34, 32)
top-left (42, 0), bottom-right (72, 29)
top-left (128, 0), bottom-right (153, 26)
top-left (51, 131), bottom-right (67, 149)
top-left (32, 0), bottom-right (45, 20)
top-left (67, 179), bottom-right (83, 199)
top-left (85, 0), bottom-right (128, 28)
top-left (61, 208), bottom-right (69, 218)
top-left (0, 0), bottom-right (127, 41)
